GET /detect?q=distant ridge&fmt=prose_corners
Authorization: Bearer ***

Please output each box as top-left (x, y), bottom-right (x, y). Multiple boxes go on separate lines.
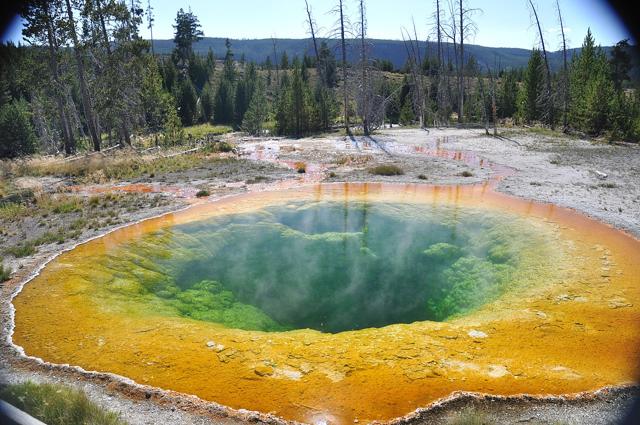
top-left (150, 37), bottom-right (620, 72)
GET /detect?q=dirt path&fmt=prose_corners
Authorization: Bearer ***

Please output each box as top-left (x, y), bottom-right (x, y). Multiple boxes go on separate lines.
top-left (1, 128), bottom-right (639, 425)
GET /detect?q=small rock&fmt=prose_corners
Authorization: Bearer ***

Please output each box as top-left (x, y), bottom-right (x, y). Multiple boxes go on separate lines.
top-left (254, 365), bottom-right (274, 377)
top-left (468, 330), bottom-right (488, 339)
top-left (206, 341), bottom-right (215, 348)
top-left (608, 298), bottom-right (633, 309)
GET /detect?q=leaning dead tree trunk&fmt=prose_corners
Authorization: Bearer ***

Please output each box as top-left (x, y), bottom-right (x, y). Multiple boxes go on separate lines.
top-left (64, 0), bottom-right (101, 151)
top-left (338, 0), bottom-right (350, 134)
top-left (305, 0), bottom-right (320, 67)
top-left (556, 0), bottom-right (568, 132)
top-left (528, 0), bottom-right (554, 130)
top-left (458, 0), bottom-right (464, 123)
top-left (434, 0), bottom-right (447, 125)
top-left (44, 7), bottom-right (75, 155)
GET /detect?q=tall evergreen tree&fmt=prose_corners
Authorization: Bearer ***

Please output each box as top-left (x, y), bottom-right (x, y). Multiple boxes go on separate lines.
top-left (0, 100), bottom-right (37, 158)
top-left (214, 80), bottom-right (234, 124)
top-left (242, 79), bottom-right (268, 136)
top-left (569, 30), bottom-right (615, 135)
top-left (520, 49), bottom-right (544, 123)
top-left (174, 77), bottom-right (197, 126)
top-left (498, 70), bottom-right (518, 118)
top-left (172, 8), bottom-right (203, 69)
top-left (200, 82), bottom-right (215, 123)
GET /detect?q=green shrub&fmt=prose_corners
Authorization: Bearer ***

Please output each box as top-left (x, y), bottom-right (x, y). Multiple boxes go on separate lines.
top-left (0, 259), bottom-right (10, 281)
top-left (196, 189), bottom-right (210, 198)
top-left (368, 165), bottom-right (404, 176)
top-left (460, 171), bottom-right (474, 177)
top-left (0, 381), bottom-right (127, 425)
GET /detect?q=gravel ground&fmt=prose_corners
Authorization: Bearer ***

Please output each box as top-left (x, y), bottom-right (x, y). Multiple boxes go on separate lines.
top-left (1, 127), bottom-right (639, 425)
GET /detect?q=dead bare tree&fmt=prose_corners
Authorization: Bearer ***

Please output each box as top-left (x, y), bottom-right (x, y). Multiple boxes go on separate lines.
top-left (147, 0), bottom-right (155, 56)
top-left (487, 65), bottom-right (498, 136)
top-left (434, 0), bottom-right (447, 124)
top-left (304, 0), bottom-right (320, 65)
top-left (442, 0), bottom-right (478, 124)
top-left (271, 37), bottom-right (279, 90)
top-left (401, 20), bottom-right (426, 128)
top-left (357, 0), bottom-right (371, 135)
top-left (458, 0), bottom-right (464, 123)
top-left (556, 0), bottom-right (568, 131)
top-left (337, 0), bottom-right (350, 134)
top-left (474, 67), bottom-right (489, 134)
top-left (527, 0), bottom-right (555, 129)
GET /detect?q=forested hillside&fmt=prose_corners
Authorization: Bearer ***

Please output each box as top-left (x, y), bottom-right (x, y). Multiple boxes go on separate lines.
top-left (150, 37), bottom-right (637, 76)
top-left (0, 0), bottom-right (638, 160)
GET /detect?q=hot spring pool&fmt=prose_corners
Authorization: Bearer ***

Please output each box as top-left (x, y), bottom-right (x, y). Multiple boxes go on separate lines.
top-left (11, 183), bottom-right (640, 424)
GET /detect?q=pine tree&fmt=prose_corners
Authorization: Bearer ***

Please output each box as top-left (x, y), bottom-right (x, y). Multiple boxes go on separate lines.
top-left (498, 70), bottom-right (518, 118)
top-left (0, 100), bottom-right (37, 158)
top-left (609, 39), bottom-right (631, 91)
top-left (222, 39), bottom-right (236, 83)
top-left (280, 51), bottom-right (289, 70)
top-left (318, 42), bottom-right (337, 88)
top-left (200, 82), bottom-right (215, 123)
top-left (172, 8), bottom-right (203, 69)
top-left (234, 80), bottom-right (247, 127)
top-left (520, 49), bottom-right (544, 123)
top-left (242, 79), bottom-right (268, 136)
top-left (174, 77), bottom-right (198, 126)
top-left (214, 79), bottom-right (234, 124)
top-left (569, 30), bottom-right (615, 135)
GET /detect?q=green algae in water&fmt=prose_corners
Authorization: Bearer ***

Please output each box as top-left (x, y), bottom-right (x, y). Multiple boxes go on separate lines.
top-left (85, 201), bottom-right (548, 333)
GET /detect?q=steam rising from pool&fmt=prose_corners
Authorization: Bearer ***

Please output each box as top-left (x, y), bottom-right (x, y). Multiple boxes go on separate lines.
top-left (89, 201), bottom-right (539, 333)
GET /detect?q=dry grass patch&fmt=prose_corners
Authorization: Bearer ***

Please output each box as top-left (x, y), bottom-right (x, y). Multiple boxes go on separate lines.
top-left (368, 164), bottom-right (404, 176)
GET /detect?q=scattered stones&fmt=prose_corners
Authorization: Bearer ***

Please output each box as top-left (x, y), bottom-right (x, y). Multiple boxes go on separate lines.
top-left (468, 330), bottom-right (488, 339)
top-left (487, 365), bottom-right (511, 378)
top-left (608, 297), bottom-right (633, 309)
top-left (254, 365), bottom-right (274, 377)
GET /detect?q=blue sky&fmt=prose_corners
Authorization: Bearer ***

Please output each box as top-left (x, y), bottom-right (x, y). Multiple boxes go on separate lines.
top-left (1, 0), bottom-right (633, 49)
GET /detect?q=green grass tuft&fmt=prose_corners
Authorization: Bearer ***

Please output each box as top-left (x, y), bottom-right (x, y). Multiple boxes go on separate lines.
top-left (0, 202), bottom-right (26, 221)
top-left (195, 189), bottom-right (210, 198)
top-left (0, 381), bottom-right (127, 425)
top-left (5, 242), bottom-right (36, 258)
